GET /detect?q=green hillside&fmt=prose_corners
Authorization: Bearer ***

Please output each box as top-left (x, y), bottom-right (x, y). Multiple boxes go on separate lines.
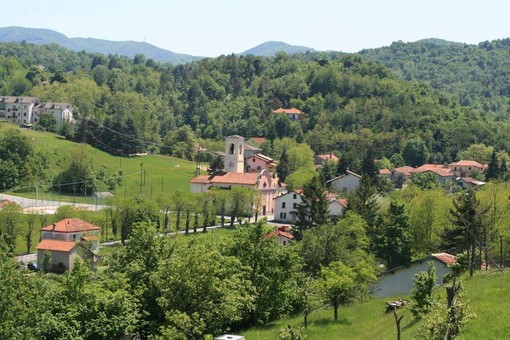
top-left (240, 41), bottom-right (315, 57)
top-left (242, 270), bottom-right (510, 339)
top-left (0, 122), bottom-right (196, 202)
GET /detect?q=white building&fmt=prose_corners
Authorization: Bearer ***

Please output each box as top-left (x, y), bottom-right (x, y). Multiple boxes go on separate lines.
top-left (372, 253), bottom-right (456, 298)
top-left (327, 170), bottom-right (361, 194)
top-left (273, 190), bottom-right (347, 223)
top-left (0, 96), bottom-right (36, 124)
top-left (33, 102), bottom-right (74, 125)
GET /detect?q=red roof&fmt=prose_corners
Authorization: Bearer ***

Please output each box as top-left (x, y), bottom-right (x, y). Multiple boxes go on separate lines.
top-left (379, 169), bottom-right (392, 175)
top-left (317, 154), bottom-right (339, 162)
top-left (393, 166), bottom-right (415, 177)
top-left (41, 218), bottom-right (101, 233)
top-left (432, 253), bottom-right (456, 265)
top-left (36, 239), bottom-right (76, 252)
top-left (265, 230), bottom-right (294, 240)
top-left (336, 198), bottom-right (348, 207)
top-left (209, 172), bottom-right (261, 185)
top-left (250, 137), bottom-right (266, 144)
top-left (449, 160), bottom-right (487, 169)
top-left (412, 164), bottom-right (445, 173)
top-left (189, 175), bottom-right (212, 184)
top-left (272, 108), bottom-right (303, 115)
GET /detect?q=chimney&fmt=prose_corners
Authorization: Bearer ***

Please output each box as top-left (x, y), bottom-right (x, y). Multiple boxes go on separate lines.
top-left (52, 223), bottom-right (56, 231)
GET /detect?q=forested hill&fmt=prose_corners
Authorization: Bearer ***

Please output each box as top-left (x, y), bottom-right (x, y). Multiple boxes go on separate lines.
top-left (359, 38), bottom-right (510, 114)
top-left (1, 41), bottom-right (510, 168)
top-left (240, 41), bottom-right (315, 57)
top-left (0, 26), bottom-right (200, 64)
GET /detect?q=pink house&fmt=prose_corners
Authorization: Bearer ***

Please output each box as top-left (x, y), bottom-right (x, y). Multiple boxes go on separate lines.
top-left (247, 154), bottom-right (276, 172)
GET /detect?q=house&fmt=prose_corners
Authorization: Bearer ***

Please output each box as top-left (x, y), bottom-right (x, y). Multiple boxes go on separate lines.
top-left (243, 144), bottom-right (262, 158)
top-left (417, 168), bottom-right (456, 185)
top-left (391, 166), bottom-right (415, 184)
top-left (327, 170), bottom-right (361, 194)
top-left (372, 253), bottom-right (456, 298)
top-left (379, 169), bottom-right (392, 179)
top-left (448, 160), bottom-right (488, 177)
top-left (264, 229), bottom-right (294, 246)
top-left (189, 135), bottom-right (283, 216)
top-left (246, 153), bottom-right (276, 172)
top-left (272, 107), bottom-right (303, 120)
top-left (314, 153), bottom-right (339, 167)
top-left (36, 218), bottom-right (101, 272)
top-left (0, 96), bottom-right (36, 124)
top-left (273, 190), bottom-right (347, 223)
top-left (456, 177), bottom-right (486, 189)
top-left (33, 102), bottom-right (74, 125)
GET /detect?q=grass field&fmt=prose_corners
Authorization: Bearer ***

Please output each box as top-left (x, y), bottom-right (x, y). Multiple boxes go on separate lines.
top-left (0, 122), bottom-right (197, 202)
top-left (241, 270), bottom-right (510, 339)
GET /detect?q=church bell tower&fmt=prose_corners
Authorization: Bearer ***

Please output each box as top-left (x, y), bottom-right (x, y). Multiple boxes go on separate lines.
top-left (224, 135), bottom-right (245, 173)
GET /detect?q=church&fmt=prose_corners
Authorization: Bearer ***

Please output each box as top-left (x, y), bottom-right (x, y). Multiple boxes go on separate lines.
top-left (189, 135), bottom-right (284, 216)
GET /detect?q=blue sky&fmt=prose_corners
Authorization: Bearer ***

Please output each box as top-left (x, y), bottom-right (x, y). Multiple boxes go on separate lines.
top-left (4, 0), bottom-right (510, 57)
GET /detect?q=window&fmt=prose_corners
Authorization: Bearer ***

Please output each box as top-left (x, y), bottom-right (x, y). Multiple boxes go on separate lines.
top-left (252, 158), bottom-right (256, 162)
top-left (293, 203), bottom-right (298, 209)
top-left (72, 234), bottom-right (76, 240)
top-left (282, 202), bottom-right (286, 209)
top-left (229, 143), bottom-right (235, 155)
top-left (293, 194), bottom-right (297, 199)
top-left (280, 212), bottom-right (287, 219)
top-left (257, 166), bottom-right (261, 170)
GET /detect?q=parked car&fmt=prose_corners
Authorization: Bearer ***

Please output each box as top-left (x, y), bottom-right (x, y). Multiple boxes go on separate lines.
top-left (27, 262), bottom-right (38, 271)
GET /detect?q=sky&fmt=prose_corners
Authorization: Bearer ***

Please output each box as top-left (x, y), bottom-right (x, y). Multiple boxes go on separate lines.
top-left (3, 0), bottom-right (510, 57)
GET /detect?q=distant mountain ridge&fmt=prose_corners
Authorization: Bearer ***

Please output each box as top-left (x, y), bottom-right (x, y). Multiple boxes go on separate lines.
top-left (0, 26), bottom-right (201, 64)
top-left (240, 41), bottom-right (315, 56)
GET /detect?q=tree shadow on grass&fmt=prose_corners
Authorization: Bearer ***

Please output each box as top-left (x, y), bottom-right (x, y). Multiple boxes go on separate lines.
top-left (310, 317), bottom-right (352, 327)
top-left (402, 316), bottom-right (421, 330)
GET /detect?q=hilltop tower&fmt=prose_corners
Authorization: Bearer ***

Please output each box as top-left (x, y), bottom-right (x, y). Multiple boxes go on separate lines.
top-left (224, 135), bottom-right (245, 173)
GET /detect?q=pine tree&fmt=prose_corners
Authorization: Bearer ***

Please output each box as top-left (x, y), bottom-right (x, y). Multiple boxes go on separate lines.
top-left (447, 189), bottom-right (488, 277)
top-left (277, 149), bottom-right (290, 182)
top-left (361, 148), bottom-right (379, 183)
top-left (485, 150), bottom-right (499, 181)
top-left (346, 176), bottom-right (379, 236)
top-left (295, 174), bottom-right (330, 234)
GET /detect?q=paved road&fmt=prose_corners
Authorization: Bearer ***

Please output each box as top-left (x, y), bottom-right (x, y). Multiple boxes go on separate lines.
top-left (0, 193), bottom-right (105, 212)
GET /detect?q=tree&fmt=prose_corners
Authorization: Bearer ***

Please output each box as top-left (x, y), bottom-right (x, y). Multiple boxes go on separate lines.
top-left (447, 189), bottom-right (488, 277)
top-left (319, 261), bottom-right (357, 321)
top-left (0, 159), bottom-right (19, 190)
top-left (26, 213), bottom-right (36, 254)
top-left (485, 150), bottom-right (499, 181)
top-left (37, 113), bottom-right (58, 132)
top-left (229, 187), bottom-right (252, 227)
top-left (346, 176), bottom-right (379, 235)
top-left (287, 144), bottom-right (315, 174)
top-left (276, 148), bottom-right (290, 182)
top-left (411, 172), bottom-right (440, 190)
top-left (361, 148), bottom-right (379, 183)
top-left (375, 201), bottom-right (412, 268)
top-left (0, 202), bottom-right (22, 253)
top-left (411, 261), bottom-right (437, 317)
top-left (458, 143), bottom-right (493, 164)
top-left (402, 137), bottom-right (430, 167)
top-left (390, 153), bottom-right (405, 168)
top-left (294, 174), bottom-right (330, 233)
top-left (53, 148), bottom-right (96, 195)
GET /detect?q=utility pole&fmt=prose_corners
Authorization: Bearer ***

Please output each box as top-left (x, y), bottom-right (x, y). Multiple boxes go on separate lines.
top-left (500, 235), bottom-right (504, 270)
top-left (139, 162), bottom-right (144, 195)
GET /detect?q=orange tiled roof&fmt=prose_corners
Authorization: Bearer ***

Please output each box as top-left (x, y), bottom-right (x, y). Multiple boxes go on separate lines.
top-left (336, 198), bottom-right (348, 207)
top-left (449, 160), bottom-right (487, 169)
top-left (379, 169), bottom-right (392, 175)
top-left (250, 137), bottom-right (266, 144)
top-left (432, 253), bottom-right (456, 265)
top-left (265, 230), bottom-right (294, 240)
top-left (317, 154), bottom-right (339, 162)
top-left (41, 218), bottom-right (101, 233)
top-left (209, 172), bottom-right (260, 185)
top-left (36, 239), bottom-right (76, 252)
top-left (393, 166), bottom-right (415, 176)
top-left (272, 107), bottom-right (303, 114)
top-left (189, 175), bottom-right (212, 184)
top-left (412, 164), bottom-right (445, 173)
